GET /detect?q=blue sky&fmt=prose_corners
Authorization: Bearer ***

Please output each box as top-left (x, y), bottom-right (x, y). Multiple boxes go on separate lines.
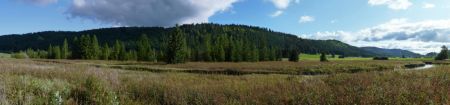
top-left (1, 0), bottom-right (450, 53)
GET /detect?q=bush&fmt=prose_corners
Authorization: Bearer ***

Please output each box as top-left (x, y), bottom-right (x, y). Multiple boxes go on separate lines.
top-left (11, 52), bottom-right (28, 59)
top-left (373, 57), bottom-right (389, 60)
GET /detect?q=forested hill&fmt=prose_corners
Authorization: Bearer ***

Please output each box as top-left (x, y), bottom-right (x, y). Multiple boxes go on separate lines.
top-left (0, 24), bottom-right (374, 57)
top-left (361, 47), bottom-right (423, 58)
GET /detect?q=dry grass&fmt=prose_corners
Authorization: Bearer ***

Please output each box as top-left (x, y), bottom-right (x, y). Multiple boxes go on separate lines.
top-left (0, 59), bottom-right (449, 104)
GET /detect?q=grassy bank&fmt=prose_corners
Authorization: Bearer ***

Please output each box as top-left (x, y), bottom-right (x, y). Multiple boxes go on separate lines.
top-left (0, 59), bottom-right (448, 104)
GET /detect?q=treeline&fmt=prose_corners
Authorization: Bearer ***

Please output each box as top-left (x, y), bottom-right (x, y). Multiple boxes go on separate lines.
top-left (0, 23), bottom-right (375, 57)
top-left (19, 26), bottom-right (297, 63)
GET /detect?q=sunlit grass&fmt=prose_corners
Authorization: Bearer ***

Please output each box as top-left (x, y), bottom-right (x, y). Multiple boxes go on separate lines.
top-left (0, 59), bottom-right (448, 104)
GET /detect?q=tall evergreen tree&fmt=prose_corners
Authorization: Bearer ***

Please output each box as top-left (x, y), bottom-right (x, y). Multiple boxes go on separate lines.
top-left (320, 52), bottom-right (329, 62)
top-left (101, 43), bottom-right (111, 60)
top-left (165, 26), bottom-right (187, 64)
top-left (53, 46), bottom-right (61, 59)
top-left (112, 40), bottom-right (122, 60)
top-left (47, 45), bottom-right (54, 59)
top-left (288, 50), bottom-right (299, 62)
top-left (137, 34), bottom-right (154, 61)
top-left (203, 35), bottom-right (212, 61)
top-left (61, 39), bottom-right (70, 59)
top-left (435, 45), bottom-right (449, 60)
top-left (91, 35), bottom-right (101, 60)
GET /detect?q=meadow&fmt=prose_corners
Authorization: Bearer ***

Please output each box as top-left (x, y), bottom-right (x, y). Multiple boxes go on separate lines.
top-left (0, 56), bottom-right (448, 104)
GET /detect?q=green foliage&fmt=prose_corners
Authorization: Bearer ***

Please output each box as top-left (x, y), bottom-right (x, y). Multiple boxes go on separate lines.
top-left (320, 53), bottom-right (329, 62)
top-left (288, 50), bottom-right (299, 62)
top-left (137, 34), bottom-right (155, 62)
top-left (12, 52), bottom-right (28, 59)
top-left (72, 35), bottom-right (100, 60)
top-left (71, 76), bottom-right (118, 105)
top-left (61, 39), bottom-right (70, 59)
top-left (165, 26), bottom-right (188, 64)
top-left (101, 43), bottom-right (111, 60)
top-left (435, 46), bottom-right (448, 60)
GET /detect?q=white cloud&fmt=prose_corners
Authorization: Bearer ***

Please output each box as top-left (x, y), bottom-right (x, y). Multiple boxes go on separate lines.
top-left (270, 10), bottom-right (284, 17)
top-left (302, 18), bottom-right (450, 54)
top-left (270, 0), bottom-right (291, 9)
top-left (423, 3), bottom-right (435, 9)
top-left (268, 0), bottom-right (299, 17)
top-left (368, 0), bottom-right (412, 10)
top-left (68, 0), bottom-right (238, 27)
top-left (18, 0), bottom-right (57, 5)
top-left (299, 16), bottom-right (315, 23)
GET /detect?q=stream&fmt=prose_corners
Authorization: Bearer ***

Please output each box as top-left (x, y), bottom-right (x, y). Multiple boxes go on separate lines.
top-left (410, 64), bottom-right (435, 70)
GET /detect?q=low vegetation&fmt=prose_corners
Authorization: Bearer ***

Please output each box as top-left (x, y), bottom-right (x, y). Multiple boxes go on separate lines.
top-left (0, 59), bottom-right (447, 104)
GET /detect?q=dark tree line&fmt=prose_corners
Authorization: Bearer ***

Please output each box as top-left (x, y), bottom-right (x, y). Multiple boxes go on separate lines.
top-left (0, 23), bottom-right (375, 58)
top-left (22, 26), bottom-right (301, 63)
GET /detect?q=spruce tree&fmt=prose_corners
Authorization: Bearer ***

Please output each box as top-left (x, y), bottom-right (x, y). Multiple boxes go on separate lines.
top-left (91, 35), bottom-right (101, 60)
top-left (71, 37), bottom-right (81, 59)
top-left (320, 52), bottom-right (329, 62)
top-left (165, 26), bottom-right (187, 64)
top-left (435, 45), bottom-right (449, 60)
top-left (48, 45), bottom-right (54, 59)
top-left (53, 46), bottom-right (61, 59)
top-left (61, 39), bottom-right (70, 59)
top-left (137, 34), bottom-right (153, 61)
top-left (288, 50), bottom-right (299, 62)
top-left (203, 35), bottom-right (212, 61)
top-left (102, 43), bottom-right (111, 60)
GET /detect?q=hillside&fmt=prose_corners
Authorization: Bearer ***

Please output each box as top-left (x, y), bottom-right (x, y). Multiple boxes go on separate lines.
top-left (0, 24), bottom-right (375, 57)
top-left (361, 47), bottom-right (422, 58)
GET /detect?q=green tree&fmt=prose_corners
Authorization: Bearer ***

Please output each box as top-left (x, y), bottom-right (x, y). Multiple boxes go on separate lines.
top-left (61, 39), bottom-right (70, 59)
top-left (52, 46), bottom-right (61, 59)
top-left (101, 43), bottom-right (111, 60)
top-left (165, 26), bottom-right (187, 64)
top-left (137, 34), bottom-right (155, 61)
top-left (91, 35), bottom-right (101, 60)
top-left (288, 50), bottom-right (299, 62)
top-left (203, 35), bottom-right (212, 61)
top-left (112, 40), bottom-right (122, 60)
top-left (435, 45), bottom-right (449, 60)
top-left (47, 45), bottom-right (54, 59)
top-left (320, 52), bottom-right (329, 62)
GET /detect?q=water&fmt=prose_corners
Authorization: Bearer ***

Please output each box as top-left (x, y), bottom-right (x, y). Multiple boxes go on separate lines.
top-left (412, 64), bottom-right (434, 70)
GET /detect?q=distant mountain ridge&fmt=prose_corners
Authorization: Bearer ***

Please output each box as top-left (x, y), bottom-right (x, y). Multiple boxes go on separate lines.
top-left (0, 24), bottom-right (376, 57)
top-left (360, 47), bottom-right (423, 58)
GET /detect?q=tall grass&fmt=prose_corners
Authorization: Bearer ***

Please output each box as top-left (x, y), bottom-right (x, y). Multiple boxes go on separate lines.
top-left (0, 59), bottom-right (449, 104)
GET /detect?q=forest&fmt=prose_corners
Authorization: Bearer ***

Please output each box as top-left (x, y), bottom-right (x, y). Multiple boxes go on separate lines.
top-left (4, 24), bottom-right (376, 60)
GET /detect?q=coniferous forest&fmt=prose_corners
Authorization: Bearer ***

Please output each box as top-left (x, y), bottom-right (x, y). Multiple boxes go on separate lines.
top-left (5, 24), bottom-right (375, 63)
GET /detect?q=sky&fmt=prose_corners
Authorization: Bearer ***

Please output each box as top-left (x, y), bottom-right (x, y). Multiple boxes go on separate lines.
top-left (1, 0), bottom-right (450, 54)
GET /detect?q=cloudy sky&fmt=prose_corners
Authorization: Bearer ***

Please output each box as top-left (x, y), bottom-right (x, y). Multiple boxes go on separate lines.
top-left (1, 0), bottom-right (450, 54)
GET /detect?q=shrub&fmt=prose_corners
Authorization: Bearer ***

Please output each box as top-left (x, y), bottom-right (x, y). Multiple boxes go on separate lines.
top-left (12, 52), bottom-right (28, 59)
top-left (373, 57), bottom-right (389, 60)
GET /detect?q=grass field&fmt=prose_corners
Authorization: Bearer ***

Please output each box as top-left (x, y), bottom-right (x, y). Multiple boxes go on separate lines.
top-left (0, 58), bottom-right (448, 104)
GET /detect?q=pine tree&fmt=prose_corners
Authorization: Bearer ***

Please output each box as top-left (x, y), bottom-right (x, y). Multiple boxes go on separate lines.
top-left (137, 34), bottom-right (153, 61)
top-left (250, 44), bottom-right (259, 62)
top-left (61, 39), bottom-right (70, 59)
top-left (91, 35), bottom-right (101, 60)
top-left (112, 40), bottom-right (122, 60)
top-left (165, 26), bottom-right (187, 64)
top-left (101, 43), bottom-right (111, 60)
top-left (52, 46), bottom-right (61, 59)
top-left (435, 45), bottom-right (449, 60)
top-left (203, 35), bottom-right (212, 61)
top-left (288, 50), bottom-right (299, 62)
top-left (320, 52), bottom-right (329, 62)
top-left (71, 37), bottom-right (81, 59)
top-left (48, 44), bottom-right (54, 59)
